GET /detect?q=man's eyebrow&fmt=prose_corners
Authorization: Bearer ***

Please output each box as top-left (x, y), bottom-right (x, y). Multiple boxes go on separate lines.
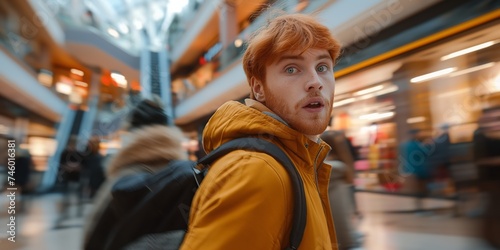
top-left (276, 54), bottom-right (332, 64)
top-left (276, 55), bottom-right (304, 64)
top-left (317, 54), bottom-right (333, 61)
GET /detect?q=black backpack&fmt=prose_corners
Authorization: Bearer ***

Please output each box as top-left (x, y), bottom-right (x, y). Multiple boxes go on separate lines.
top-left (88, 137), bottom-right (307, 250)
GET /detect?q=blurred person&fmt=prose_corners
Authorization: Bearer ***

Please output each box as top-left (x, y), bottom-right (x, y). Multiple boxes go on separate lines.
top-left (321, 130), bottom-right (364, 250)
top-left (426, 124), bottom-right (452, 194)
top-left (180, 12), bottom-right (341, 249)
top-left (13, 143), bottom-right (34, 213)
top-left (399, 129), bottom-right (430, 211)
top-left (80, 137), bottom-right (105, 199)
top-left (57, 135), bottom-right (84, 222)
top-left (473, 106), bottom-right (500, 248)
top-left (83, 97), bottom-right (188, 250)
top-left (58, 136), bottom-right (83, 184)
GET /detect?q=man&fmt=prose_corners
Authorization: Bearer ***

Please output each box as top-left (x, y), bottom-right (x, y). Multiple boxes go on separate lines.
top-left (181, 13), bottom-right (341, 249)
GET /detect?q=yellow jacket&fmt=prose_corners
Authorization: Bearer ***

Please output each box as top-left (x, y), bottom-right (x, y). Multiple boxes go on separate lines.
top-left (181, 100), bottom-right (338, 250)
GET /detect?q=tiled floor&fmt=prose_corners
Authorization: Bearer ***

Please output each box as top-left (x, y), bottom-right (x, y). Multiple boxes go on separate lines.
top-left (0, 191), bottom-right (497, 250)
top-left (0, 191), bottom-right (92, 250)
top-left (354, 193), bottom-right (497, 250)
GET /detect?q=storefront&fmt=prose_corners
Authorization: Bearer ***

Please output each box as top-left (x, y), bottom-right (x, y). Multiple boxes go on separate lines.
top-left (330, 14), bottom-right (500, 194)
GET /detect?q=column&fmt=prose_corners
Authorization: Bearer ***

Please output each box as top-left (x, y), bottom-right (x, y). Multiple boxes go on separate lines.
top-left (218, 1), bottom-right (238, 69)
top-left (140, 45), bottom-right (152, 100)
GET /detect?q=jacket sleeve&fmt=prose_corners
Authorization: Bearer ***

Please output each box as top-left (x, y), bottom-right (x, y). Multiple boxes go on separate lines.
top-left (180, 151), bottom-right (293, 250)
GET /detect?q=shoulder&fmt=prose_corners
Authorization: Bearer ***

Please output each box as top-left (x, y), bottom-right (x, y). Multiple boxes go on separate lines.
top-left (200, 150), bottom-right (292, 196)
top-left (210, 149), bottom-right (289, 177)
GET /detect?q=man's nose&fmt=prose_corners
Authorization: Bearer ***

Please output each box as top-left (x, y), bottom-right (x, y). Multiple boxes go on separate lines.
top-left (305, 71), bottom-right (323, 91)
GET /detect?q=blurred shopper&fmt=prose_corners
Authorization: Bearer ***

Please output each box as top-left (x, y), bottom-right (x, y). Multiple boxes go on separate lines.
top-left (400, 129), bottom-right (430, 211)
top-left (426, 124), bottom-right (452, 194)
top-left (58, 136), bottom-right (82, 184)
top-left (473, 106), bottom-right (500, 248)
top-left (321, 130), bottom-right (363, 250)
top-left (180, 13), bottom-right (341, 249)
top-left (13, 144), bottom-right (34, 213)
top-left (83, 97), bottom-right (188, 250)
top-left (57, 136), bottom-right (83, 222)
top-left (80, 137), bottom-right (105, 199)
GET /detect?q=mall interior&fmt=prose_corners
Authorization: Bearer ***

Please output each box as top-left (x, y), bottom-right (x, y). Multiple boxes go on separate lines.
top-left (1, 0), bottom-right (500, 249)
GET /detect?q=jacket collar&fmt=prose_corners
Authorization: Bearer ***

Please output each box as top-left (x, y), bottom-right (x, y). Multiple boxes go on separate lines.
top-left (203, 100), bottom-right (331, 172)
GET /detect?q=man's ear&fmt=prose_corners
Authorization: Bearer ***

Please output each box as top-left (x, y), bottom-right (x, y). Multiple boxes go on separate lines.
top-left (250, 77), bottom-right (265, 102)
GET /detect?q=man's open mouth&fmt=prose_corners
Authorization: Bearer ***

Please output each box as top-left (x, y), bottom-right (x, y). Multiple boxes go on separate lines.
top-left (305, 102), bottom-right (323, 108)
top-left (303, 98), bottom-right (325, 109)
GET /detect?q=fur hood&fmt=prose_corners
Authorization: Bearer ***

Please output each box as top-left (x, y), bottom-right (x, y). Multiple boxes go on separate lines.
top-left (107, 125), bottom-right (188, 177)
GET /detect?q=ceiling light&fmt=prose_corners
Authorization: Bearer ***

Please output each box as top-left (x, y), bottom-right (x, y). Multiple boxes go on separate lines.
top-left (441, 40), bottom-right (497, 61)
top-left (449, 62), bottom-right (495, 77)
top-left (71, 68), bottom-right (84, 76)
top-left (111, 72), bottom-right (125, 79)
top-left (111, 73), bottom-right (127, 88)
top-left (56, 82), bottom-right (72, 95)
top-left (353, 85), bottom-right (384, 96)
top-left (359, 112), bottom-right (394, 121)
top-left (74, 81), bottom-right (88, 87)
top-left (407, 116), bottom-right (426, 124)
top-left (410, 68), bottom-right (456, 83)
top-left (375, 85), bottom-right (398, 95)
top-left (333, 98), bottom-right (355, 107)
top-left (107, 28), bottom-right (119, 38)
top-left (359, 93), bottom-right (376, 100)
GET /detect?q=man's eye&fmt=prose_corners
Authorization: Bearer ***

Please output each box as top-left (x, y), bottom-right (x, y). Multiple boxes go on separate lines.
top-left (286, 67), bottom-right (298, 74)
top-left (317, 65), bottom-right (329, 72)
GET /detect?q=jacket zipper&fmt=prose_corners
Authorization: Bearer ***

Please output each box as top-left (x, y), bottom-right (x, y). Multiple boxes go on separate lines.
top-left (313, 145), bottom-right (325, 192)
top-left (314, 145), bottom-right (330, 221)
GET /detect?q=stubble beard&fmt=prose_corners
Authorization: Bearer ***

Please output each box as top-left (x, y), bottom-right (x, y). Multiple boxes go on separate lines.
top-left (263, 90), bottom-right (333, 136)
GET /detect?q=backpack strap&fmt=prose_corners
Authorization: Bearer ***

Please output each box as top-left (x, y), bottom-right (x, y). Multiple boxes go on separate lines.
top-left (198, 137), bottom-right (306, 250)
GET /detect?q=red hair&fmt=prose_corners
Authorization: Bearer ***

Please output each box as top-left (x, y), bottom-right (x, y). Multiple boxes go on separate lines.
top-left (243, 13), bottom-right (341, 98)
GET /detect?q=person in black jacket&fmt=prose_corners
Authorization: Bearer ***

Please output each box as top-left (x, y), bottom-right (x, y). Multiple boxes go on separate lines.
top-left (13, 145), bottom-right (34, 213)
top-left (80, 137), bottom-right (105, 199)
top-left (57, 136), bottom-right (84, 222)
top-left (82, 97), bottom-right (188, 250)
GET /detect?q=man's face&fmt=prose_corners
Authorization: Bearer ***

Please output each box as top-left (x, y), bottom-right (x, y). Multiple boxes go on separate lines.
top-left (257, 48), bottom-right (335, 136)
